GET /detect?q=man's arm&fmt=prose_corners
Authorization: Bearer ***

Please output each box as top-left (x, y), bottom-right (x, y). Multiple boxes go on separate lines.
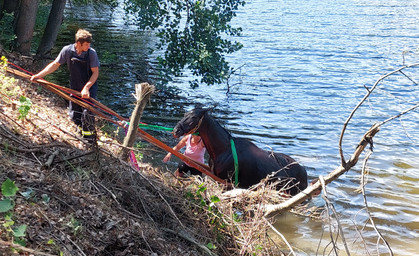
top-left (81, 66), bottom-right (99, 98)
top-left (30, 61), bottom-right (61, 81)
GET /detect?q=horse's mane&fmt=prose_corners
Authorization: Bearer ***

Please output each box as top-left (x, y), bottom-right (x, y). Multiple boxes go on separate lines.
top-left (203, 110), bottom-right (233, 140)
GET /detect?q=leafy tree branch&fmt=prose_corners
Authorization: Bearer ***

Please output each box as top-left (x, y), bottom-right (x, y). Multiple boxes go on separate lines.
top-left (123, 0), bottom-right (245, 87)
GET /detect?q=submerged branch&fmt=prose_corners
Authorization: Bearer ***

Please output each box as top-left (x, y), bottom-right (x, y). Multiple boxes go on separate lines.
top-left (360, 150), bottom-right (393, 255)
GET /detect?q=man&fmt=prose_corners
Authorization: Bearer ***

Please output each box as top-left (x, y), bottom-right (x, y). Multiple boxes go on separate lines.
top-left (31, 29), bottom-right (99, 142)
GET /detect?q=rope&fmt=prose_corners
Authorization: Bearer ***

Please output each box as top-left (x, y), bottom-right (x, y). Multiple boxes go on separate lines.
top-left (5, 62), bottom-right (227, 185)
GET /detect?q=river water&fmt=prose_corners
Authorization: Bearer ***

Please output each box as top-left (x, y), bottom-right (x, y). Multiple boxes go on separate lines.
top-left (55, 0), bottom-right (419, 255)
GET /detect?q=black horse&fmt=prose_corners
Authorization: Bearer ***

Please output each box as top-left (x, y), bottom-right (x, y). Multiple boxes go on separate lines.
top-left (172, 108), bottom-right (308, 195)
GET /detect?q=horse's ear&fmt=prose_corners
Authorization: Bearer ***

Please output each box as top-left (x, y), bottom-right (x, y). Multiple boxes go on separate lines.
top-left (203, 106), bottom-right (215, 113)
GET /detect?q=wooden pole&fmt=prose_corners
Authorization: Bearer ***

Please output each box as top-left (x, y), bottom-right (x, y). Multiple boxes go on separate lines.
top-left (120, 83), bottom-right (155, 160)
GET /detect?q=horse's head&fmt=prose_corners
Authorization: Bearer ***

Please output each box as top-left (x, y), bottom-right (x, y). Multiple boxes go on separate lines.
top-left (173, 108), bottom-right (209, 138)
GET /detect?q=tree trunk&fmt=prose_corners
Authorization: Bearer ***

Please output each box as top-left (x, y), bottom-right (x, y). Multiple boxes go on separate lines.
top-left (36, 0), bottom-right (67, 58)
top-left (14, 0), bottom-right (38, 55)
top-left (120, 83), bottom-right (155, 160)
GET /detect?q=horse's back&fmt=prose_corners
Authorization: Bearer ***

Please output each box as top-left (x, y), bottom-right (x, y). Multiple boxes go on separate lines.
top-left (235, 138), bottom-right (308, 194)
top-left (272, 152), bottom-right (308, 194)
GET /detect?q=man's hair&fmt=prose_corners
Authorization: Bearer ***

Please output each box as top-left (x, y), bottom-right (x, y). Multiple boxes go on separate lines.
top-left (75, 29), bottom-right (92, 44)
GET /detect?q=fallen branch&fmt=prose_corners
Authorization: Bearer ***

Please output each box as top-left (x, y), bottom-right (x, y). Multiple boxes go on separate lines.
top-left (44, 148), bottom-right (59, 167)
top-left (264, 123), bottom-right (380, 218)
top-left (265, 63), bottom-right (419, 218)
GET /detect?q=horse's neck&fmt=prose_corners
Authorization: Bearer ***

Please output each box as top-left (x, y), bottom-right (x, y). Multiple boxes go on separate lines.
top-left (200, 115), bottom-right (231, 159)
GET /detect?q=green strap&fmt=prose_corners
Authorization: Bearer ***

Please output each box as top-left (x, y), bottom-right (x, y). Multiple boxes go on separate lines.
top-left (128, 122), bottom-right (199, 135)
top-left (123, 122), bottom-right (174, 132)
top-left (230, 138), bottom-right (239, 186)
top-left (139, 123), bottom-right (173, 132)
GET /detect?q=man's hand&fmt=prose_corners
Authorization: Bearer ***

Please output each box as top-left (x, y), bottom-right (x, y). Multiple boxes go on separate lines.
top-left (30, 74), bottom-right (41, 82)
top-left (81, 87), bottom-right (90, 98)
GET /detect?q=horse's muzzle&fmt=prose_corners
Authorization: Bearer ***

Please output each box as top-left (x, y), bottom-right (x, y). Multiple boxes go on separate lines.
top-left (172, 126), bottom-right (184, 138)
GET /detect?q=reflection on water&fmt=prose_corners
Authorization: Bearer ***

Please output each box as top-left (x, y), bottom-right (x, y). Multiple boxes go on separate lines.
top-left (44, 1), bottom-right (419, 255)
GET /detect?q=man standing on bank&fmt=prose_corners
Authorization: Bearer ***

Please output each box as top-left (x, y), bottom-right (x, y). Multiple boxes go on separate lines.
top-left (31, 29), bottom-right (100, 142)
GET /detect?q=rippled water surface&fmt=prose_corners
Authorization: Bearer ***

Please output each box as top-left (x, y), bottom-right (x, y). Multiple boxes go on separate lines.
top-left (185, 2), bottom-right (419, 254)
top-left (56, 0), bottom-right (419, 255)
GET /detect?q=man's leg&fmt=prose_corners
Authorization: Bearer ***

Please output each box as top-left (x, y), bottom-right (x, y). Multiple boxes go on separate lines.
top-left (69, 100), bottom-right (83, 132)
top-left (81, 108), bottom-right (96, 143)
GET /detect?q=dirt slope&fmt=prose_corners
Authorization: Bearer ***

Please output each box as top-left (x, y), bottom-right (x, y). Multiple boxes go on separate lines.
top-left (0, 54), bottom-right (232, 256)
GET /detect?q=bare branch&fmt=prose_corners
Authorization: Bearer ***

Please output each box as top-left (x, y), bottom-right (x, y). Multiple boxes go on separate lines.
top-left (378, 102), bottom-right (419, 127)
top-left (264, 218), bottom-right (296, 256)
top-left (338, 62), bottom-right (419, 166)
top-left (320, 176), bottom-right (351, 256)
top-left (265, 63), bottom-right (418, 217)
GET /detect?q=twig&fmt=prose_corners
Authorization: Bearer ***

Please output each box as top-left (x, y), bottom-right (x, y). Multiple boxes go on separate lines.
top-left (320, 176), bottom-right (351, 256)
top-left (0, 141), bottom-right (42, 153)
top-left (95, 181), bottom-right (118, 202)
top-left (264, 217), bottom-right (296, 256)
top-left (32, 152), bottom-right (42, 165)
top-left (0, 239), bottom-right (56, 256)
top-left (316, 227), bottom-right (326, 255)
top-left (141, 230), bottom-right (155, 254)
top-left (63, 233), bottom-right (87, 256)
top-left (45, 149), bottom-right (59, 167)
top-left (360, 150), bottom-right (393, 255)
top-left (399, 70), bottom-right (418, 85)
top-left (319, 176), bottom-right (339, 256)
top-left (119, 207), bottom-right (144, 220)
top-left (0, 109), bottom-right (26, 131)
top-left (351, 209), bottom-right (372, 255)
top-left (378, 103), bottom-right (419, 127)
top-left (54, 150), bottom-right (96, 164)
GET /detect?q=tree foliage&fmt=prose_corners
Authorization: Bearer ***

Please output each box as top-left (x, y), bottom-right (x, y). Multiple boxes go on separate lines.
top-left (123, 0), bottom-right (245, 88)
top-left (0, 0), bottom-right (244, 88)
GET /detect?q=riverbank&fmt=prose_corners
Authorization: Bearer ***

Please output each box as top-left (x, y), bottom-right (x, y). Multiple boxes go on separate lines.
top-left (0, 55), bottom-right (219, 255)
top-left (0, 53), bottom-right (303, 255)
